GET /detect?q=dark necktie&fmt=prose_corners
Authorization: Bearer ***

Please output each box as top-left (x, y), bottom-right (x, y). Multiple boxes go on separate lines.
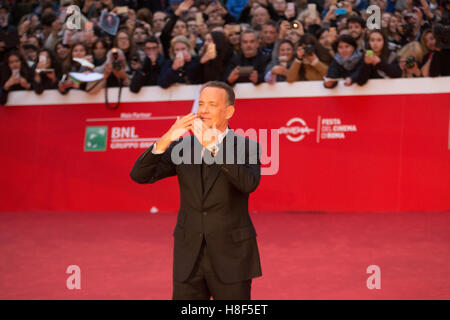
top-left (201, 149), bottom-right (212, 195)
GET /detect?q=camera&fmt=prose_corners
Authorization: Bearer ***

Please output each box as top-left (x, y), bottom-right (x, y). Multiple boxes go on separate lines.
top-left (304, 44), bottom-right (315, 56)
top-left (291, 21), bottom-right (300, 29)
top-left (401, 22), bottom-right (414, 38)
top-left (405, 56), bottom-right (417, 69)
top-left (111, 48), bottom-right (122, 71)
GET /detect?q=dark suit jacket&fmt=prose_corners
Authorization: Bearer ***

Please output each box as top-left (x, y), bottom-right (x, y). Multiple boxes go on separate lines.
top-left (129, 129), bottom-right (262, 283)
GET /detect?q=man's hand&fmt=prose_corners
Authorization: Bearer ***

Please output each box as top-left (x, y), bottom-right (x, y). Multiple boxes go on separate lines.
top-left (155, 113), bottom-right (198, 153)
top-left (227, 66), bottom-right (240, 84)
top-left (191, 118), bottom-right (220, 149)
top-left (175, 0), bottom-right (194, 17)
top-left (249, 70), bottom-right (258, 84)
top-left (344, 77), bottom-right (353, 86)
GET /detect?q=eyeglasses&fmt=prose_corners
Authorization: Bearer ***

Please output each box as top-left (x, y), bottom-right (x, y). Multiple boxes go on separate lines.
top-left (145, 46), bottom-right (159, 51)
top-left (118, 37), bottom-right (129, 41)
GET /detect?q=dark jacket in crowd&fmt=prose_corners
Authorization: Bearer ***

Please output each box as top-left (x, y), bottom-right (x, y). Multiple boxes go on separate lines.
top-left (325, 56), bottom-right (364, 88)
top-left (130, 54), bottom-right (165, 93)
top-left (157, 56), bottom-right (202, 88)
top-left (159, 13), bottom-right (179, 60)
top-left (224, 51), bottom-right (270, 85)
top-left (356, 53), bottom-right (402, 85)
top-left (0, 66), bottom-right (33, 105)
top-left (430, 49), bottom-right (450, 77)
top-left (33, 72), bottom-right (59, 94)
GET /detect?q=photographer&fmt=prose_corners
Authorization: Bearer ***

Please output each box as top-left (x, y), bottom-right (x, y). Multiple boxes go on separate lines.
top-left (397, 41), bottom-right (425, 78)
top-left (130, 36), bottom-right (165, 93)
top-left (287, 34), bottom-right (331, 82)
top-left (33, 49), bottom-right (61, 94)
top-left (324, 34), bottom-right (364, 89)
top-left (157, 35), bottom-right (202, 88)
top-left (85, 47), bottom-right (130, 94)
top-left (225, 29), bottom-right (270, 85)
top-left (113, 29), bottom-right (139, 74)
top-left (356, 30), bottom-right (402, 85)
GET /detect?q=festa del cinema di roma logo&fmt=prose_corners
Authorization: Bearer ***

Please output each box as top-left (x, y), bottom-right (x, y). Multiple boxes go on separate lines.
top-left (279, 117), bottom-right (358, 142)
top-left (278, 118), bottom-right (315, 142)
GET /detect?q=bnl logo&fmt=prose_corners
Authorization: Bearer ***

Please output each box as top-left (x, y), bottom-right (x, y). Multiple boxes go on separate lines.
top-left (84, 126), bottom-right (107, 151)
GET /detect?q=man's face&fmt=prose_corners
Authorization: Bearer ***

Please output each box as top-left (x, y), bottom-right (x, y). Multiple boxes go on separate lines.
top-left (241, 32), bottom-right (258, 58)
top-left (152, 12), bottom-right (167, 32)
top-left (262, 25), bottom-right (277, 45)
top-left (207, 11), bottom-right (225, 26)
top-left (348, 22), bottom-right (364, 40)
top-left (198, 87), bottom-right (234, 131)
top-left (253, 7), bottom-right (269, 26)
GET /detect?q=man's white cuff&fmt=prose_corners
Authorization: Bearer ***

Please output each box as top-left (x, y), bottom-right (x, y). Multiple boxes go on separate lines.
top-left (151, 142), bottom-right (164, 154)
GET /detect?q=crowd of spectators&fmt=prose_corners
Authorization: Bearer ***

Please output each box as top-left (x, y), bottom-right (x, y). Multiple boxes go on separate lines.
top-left (0, 0), bottom-right (449, 104)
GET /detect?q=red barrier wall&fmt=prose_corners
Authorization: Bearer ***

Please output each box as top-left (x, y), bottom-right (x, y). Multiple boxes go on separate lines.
top-left (1, 78), bottom-right (449, 213)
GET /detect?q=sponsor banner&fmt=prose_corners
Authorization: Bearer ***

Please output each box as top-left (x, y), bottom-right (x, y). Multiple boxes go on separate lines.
top-left (1, 81), bottom-right (450, 213)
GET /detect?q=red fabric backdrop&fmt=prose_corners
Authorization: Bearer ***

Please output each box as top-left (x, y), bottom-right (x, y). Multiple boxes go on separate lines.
top-left (1, 83), bottom-right (449, 213)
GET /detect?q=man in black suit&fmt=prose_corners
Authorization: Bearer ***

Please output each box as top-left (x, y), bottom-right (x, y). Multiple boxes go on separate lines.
top-left (130, 81), bottom-right (262, 300)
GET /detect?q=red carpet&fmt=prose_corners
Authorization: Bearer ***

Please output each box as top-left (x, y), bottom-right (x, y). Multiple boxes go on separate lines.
top-left (1, 211), bottom-right (449, 299)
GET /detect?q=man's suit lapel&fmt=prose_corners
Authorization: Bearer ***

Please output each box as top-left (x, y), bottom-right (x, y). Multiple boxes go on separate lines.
top-left (202, 129), bottom-right (234, 199)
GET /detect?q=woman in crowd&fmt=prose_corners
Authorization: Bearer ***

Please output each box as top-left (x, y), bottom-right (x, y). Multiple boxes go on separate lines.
top-left (91, 39), bottom-right (109, 67)
top-left (356, 30), bottom-right (402, 86)
top-left (419, 29), bottom-right (437, 77)
top-left (224, 23), bottom-right (242, 55)
top-left (58, 43), bottom-right (93, 94)
top-left (0, 51), bottom-right (33, 105)
top-left (199, 31), bottom-right (233, 82)
top-left (264, 39), bottom-right (295, 83)
top-left (385, 14), bottom-right (404, 52)
top-left (55, 41), bottom-right (71, 65)
top-left (113, 29), bottom-right (139, 73)
top-left (287, 34), bottom-right (331, 82)
top-left (324, 34), bottom-right (364, 89)
top-left (157, 35), bottom-right (202, 88)
top-left (33, 48), bottom-right (62, 94)
top-left (397, 41), bottom-right (425, 78)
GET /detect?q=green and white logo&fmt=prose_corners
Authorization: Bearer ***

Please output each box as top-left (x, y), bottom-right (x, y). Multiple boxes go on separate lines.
top-left (84, 126), bottom-right (108, 151)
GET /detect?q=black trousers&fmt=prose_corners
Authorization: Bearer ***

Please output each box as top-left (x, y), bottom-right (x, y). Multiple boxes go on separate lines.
top-left (172, 239), bottom-right (252, 300)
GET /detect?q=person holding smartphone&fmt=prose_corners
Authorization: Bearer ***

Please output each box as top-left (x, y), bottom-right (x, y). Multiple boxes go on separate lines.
top-left (1, 51), bottom-right (32, 105)
top-left (225, 29), bottom-right (270, 85)
top-left (199, 31), bottom-right (233, 82)
top-left (158, 35), bottom-right (202, 88)
top-left (130, 36), bottom-right (165, 93)
top-left (130, 81), bottom-right (262, 300)
top-left (33, 49), bottom-right (62, 94)
top-left (356, 30), bottom-right (402, 86)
